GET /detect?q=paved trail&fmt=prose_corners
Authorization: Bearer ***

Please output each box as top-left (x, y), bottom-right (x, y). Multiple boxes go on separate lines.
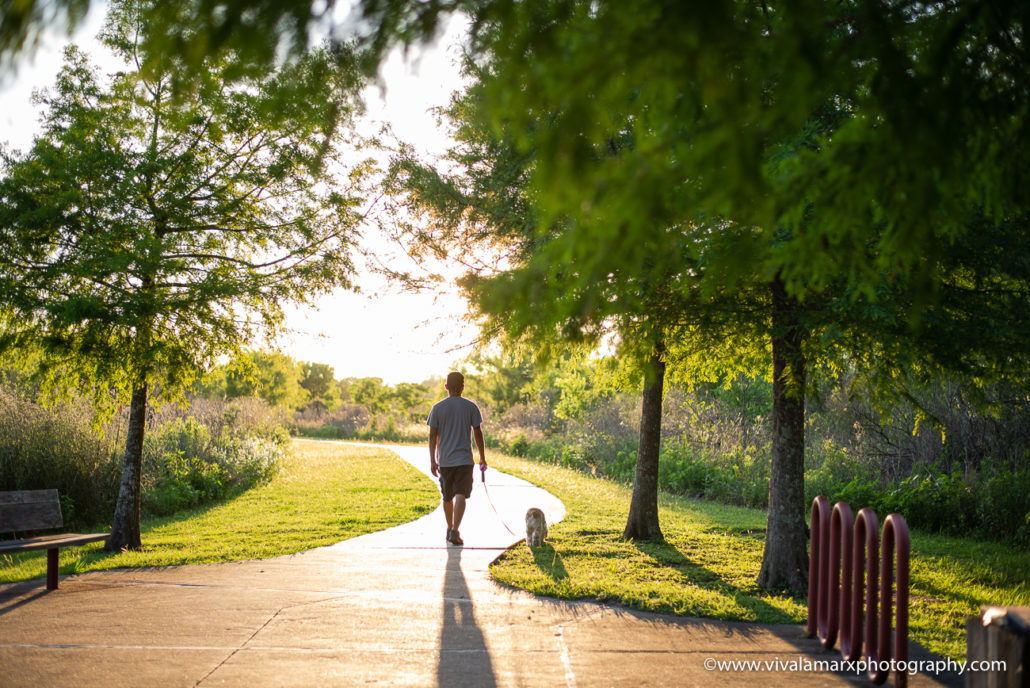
top-left (0, 441), bottom-right (960, 687)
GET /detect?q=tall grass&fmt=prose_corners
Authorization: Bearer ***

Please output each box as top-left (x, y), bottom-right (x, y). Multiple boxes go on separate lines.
top-left (291, 402), bottom-right (429, 444)
top-left (0, 390), bottom-right (120, 527)
top-left (0, 390), bottom-right (290, 530)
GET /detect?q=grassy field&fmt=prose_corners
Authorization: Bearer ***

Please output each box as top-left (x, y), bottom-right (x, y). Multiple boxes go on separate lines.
top-left (0, 440), bottom-right (438, 583)
top-left (486, 450), bottom-right (1030, 661)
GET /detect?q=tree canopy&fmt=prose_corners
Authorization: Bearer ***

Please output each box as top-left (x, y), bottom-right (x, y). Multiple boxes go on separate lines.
top-left (0, 0), bottom-right (372, 549)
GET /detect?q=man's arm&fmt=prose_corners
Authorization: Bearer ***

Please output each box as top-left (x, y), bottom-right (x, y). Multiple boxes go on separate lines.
top-left (473, 425), bottom-right (487, 473)
top-left (429, 426), bottom-right (440, 476)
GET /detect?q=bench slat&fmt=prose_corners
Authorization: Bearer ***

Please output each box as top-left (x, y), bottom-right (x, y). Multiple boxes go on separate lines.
top-left (0, 532), bottom-right (108, 554)
top-left (0, 489), bottom-right (63, 532)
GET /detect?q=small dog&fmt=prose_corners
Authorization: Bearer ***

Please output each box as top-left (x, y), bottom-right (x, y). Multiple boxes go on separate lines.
top-left (525, 507), bottom-right (548, 547)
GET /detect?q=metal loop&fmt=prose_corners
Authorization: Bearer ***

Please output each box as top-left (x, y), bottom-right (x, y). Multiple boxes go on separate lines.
top-left (808, 497), bottom-right (909, 687)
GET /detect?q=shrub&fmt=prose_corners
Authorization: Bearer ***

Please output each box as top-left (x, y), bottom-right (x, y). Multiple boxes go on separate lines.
top-left (141, 417), bottom-right (287, 517)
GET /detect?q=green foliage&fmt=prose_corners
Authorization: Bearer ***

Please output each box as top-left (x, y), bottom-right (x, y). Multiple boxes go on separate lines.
top-left (0, 5), bottom-right (370, 412)
top-left (810, 465), bottom-right (1030, 548)
top-left (348, 377), bottom-right (390, 415)
top-left (299, 361), bottom-right (339, 409)
top-left (463, 354), bottom-right (535, 415)
top-left (220, 350), bottom-right (309, 411)
top-left (141, 418), bottom-right (286, 516)
top-left (0, 0), bottom-right (90, 76)
top-left (364, 0), bottom-right (1030, 302)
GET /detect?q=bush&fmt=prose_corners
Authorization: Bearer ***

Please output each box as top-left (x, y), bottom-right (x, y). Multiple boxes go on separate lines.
top-left (141, 417), bottom-right (287, 517)
top-left (496, 424), bottom-right (1030, 548)
top-left (978, 468), bottom-right (1030, 545)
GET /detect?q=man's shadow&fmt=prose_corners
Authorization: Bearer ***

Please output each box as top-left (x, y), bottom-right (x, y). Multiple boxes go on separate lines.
top-left (438, 545), bottom-right (497, 688)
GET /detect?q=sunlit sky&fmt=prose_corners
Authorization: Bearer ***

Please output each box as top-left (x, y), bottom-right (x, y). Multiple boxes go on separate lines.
top-left (0, 6), bottom-right (479, 386)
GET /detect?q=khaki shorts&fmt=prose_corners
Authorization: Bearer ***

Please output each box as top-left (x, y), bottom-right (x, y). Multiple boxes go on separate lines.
top-left (439, 464), bottom-right (474, 501)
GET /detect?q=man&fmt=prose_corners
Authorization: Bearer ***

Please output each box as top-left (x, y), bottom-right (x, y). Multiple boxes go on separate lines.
top-left (427, 371), bottom-right (487, 545)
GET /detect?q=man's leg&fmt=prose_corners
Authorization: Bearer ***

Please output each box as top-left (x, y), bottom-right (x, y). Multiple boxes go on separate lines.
top-left (442, 499), bottom-right (454, 530)
top-left (451, 494), bottom-right (467, 532)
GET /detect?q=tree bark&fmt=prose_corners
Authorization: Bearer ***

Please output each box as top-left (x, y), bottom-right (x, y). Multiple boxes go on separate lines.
top-left (105, 382), bottom-right (148, 552)
top-left (623, 340), bottom-right (666, 541)
top-left (757, 278), bottom-right (809, 590)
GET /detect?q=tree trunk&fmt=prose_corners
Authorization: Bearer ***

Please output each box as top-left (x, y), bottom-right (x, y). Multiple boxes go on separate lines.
top-left (757, 279), bottom-right (808, 590)
top-left (623, 341), bottom-right (666, 541)
top-left (105, 382), bottom-right (148, 552)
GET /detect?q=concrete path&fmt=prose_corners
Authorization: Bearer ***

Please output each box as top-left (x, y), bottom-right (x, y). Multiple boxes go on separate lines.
top-left (0, 442), bottom-right (962, 687)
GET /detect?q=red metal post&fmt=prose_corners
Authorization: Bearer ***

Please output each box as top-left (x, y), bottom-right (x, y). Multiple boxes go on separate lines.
top-left (808, 498), bottom-right (909, 687)
top-left (844, 507), bottom-right (879, 663)
top-left (808, 496), bottom-right (830, 636)
top-left (877, 514), bottom-right (910, 688)
top-left (823, 502), bottom-right (853, 649)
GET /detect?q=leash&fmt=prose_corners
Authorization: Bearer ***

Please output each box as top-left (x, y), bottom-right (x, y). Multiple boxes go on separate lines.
top-left (481, 467), bottom-right (518, 536)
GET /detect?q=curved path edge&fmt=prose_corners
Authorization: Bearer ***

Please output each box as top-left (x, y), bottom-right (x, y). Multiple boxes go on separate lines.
top-left (336, 441), bottom-right (567, 554)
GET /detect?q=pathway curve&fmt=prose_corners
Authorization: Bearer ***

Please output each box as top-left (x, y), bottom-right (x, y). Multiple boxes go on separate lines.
top-left (0, 441), bottom-right (960, 687)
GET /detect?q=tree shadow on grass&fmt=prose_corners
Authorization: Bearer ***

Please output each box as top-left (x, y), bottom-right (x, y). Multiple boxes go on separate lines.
top-left (629, 537), bottom-right (804, 624)
top-left (530, 543), bottom-right (569, 582)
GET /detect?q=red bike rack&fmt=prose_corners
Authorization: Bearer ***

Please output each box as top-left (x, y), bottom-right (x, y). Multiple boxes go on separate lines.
top-left (808, 495), bottom-right (910, 687)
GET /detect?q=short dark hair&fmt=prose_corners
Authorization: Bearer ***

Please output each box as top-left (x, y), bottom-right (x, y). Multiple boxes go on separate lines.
top-left (446, 371), bottom-right (465, 390)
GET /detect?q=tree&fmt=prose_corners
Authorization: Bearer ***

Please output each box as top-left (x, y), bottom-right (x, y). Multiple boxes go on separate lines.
top-left (392, 381), bottom-right (430, 422)
top-left (465, 354), bottom-right (534, 415)
top-left (349, 377), bottom-right (390, 416)
top-left (299, 361), bottom-right (339, 408)
top-left (0, 1), bottom-right (371, 551)
top-left (220, 350), bottom-right (309, 410)
top-left (382, 66), bottom-right (720, 541)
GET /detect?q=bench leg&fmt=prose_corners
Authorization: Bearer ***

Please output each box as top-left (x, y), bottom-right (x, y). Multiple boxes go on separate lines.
top-left (46, 548), bottom-right (59, 590)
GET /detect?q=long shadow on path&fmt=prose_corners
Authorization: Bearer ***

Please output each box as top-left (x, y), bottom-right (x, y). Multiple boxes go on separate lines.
top-left (438, 545), bottom-right (498, 688)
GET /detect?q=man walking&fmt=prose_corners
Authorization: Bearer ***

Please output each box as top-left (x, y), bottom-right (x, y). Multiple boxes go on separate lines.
top-left (428, 371), bottom-right (487, 545)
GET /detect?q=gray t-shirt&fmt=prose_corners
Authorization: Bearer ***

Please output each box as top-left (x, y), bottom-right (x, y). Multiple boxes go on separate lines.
top-left (427, 396), bottom-right (483, 467)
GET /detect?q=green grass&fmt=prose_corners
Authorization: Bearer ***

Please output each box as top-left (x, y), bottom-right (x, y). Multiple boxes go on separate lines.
top-left (0, 440), bottom-right (438, 582)
top-left (486, 450), bottom-right (1030, 661)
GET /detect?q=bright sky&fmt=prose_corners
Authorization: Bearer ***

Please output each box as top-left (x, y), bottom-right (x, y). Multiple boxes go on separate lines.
top-left (0, 6), bottom-right (479, 386)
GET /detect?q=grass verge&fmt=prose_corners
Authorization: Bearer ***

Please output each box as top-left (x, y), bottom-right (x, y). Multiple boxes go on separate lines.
top-left (0, 440), bottom-right (438, 582)
top-left (486, 450), bottom-right (1030, 661)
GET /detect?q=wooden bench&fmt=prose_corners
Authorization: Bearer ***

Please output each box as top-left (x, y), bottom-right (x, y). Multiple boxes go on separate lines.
top-left (0, 489), bottom-right (110, 590)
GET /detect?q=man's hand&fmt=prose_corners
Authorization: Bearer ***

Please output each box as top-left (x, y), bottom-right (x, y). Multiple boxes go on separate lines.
top-left (480, 460), bottom-right (488, 480)
top-left (429, 426), bottom-right (440, 477)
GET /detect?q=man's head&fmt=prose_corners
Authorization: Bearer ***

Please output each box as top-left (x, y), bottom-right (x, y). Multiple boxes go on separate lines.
top-left (445, 371), bottom-right (465, 396)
